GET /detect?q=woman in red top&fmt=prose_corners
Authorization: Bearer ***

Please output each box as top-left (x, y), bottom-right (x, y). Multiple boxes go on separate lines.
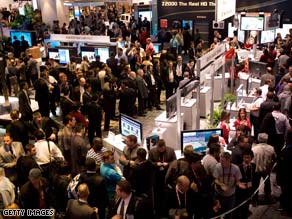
top-left (234, 108), bottom-right (251, 133)
top-left (219, 110), bottom-right (230, 144)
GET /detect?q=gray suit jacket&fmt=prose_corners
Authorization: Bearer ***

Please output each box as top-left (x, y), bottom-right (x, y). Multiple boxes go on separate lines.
top-left (65, 199), bottom-right (98, 219)
top-left (0, 142), bottom-right (24, 168)
top-left (0, 142), bottom-right (24, 181)
top-left (148, 146), bottom-right (177, 164)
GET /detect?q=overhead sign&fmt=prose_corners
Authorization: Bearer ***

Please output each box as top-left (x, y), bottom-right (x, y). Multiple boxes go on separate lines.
top-left (50, 34), bottom-right (110, 44)
top-left (215, 0), bottom-right (236, 22)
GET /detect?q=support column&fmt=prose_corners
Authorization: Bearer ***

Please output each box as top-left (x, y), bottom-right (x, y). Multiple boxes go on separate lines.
top-left (37, 0), bottom-right (69, 28)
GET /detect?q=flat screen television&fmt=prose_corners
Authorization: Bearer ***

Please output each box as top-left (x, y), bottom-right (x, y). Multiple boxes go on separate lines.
top-left (153, 44), bottom-right (160, 54)
top-left (119, 114), bottom-right (143, 144)
top-left (10, 30), bottom-right (37, 47)
top-left (248, 60), bottom-right (267, 78)
top-left (182, 20), bottom-right (193, 31)
top-left (48, 48), bottom-right (60, 60)
top-left (44, 39), bottom-right (61, 48)
top-left (166, 94), bottom-right (177, 119)
top-left (237, 30), bottom-right (245, 43)
top-left (58, 49), bottom-right (70, 64)
top-left (260, 30), bottom-right (275, 44)
top-left (80, 47), bottom-right (96, 62)
top-left (138, 10), bottom-right (152, 22)
top-left (181, 129), bottom-right (223, 153)
top-left (241, 16), bottom-right (264, 31)
top-left (96, 47), bottom-right (110, 63)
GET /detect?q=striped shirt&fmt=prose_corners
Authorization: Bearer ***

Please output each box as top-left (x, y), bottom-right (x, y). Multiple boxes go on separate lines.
top-left (86, 147), bottom-right (106, 165)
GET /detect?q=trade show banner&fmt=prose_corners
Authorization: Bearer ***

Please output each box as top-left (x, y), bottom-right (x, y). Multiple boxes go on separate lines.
top-left (50, 34), bottom-right (110, 44)
top-left (157, 0), bottom-right (292, 23)
top-left (215, 0), bottom-right (236, 22)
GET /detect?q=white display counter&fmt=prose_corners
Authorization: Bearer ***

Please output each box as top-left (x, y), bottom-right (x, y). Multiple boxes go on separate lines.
top-left (154, 111), bottom-right (184, 150)
top-left (205, 73), bottom-right (230, 101)
top-left (199, 86), bottom-right (211, 118)
top-left (238, 72), bottom-right (261, 93)
top-left (181, 98), bottom-right (196, 130)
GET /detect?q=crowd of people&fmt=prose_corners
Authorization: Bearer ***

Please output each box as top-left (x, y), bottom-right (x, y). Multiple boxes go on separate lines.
top-left (0, 3), bottom-right (292, 219)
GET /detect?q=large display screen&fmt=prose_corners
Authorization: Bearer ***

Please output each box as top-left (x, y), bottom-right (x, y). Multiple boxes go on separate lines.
top-left (48, 48), bottom-right (59, 60)
top-left (240, 16), bottom-right (264, 31)
top-left (44, 39), bottom-right (61, 48)
top-left (248, 60), bottom-right (268, 78)
top-left (120, 114), bottom-right (143, 144)
top-left (181, 129), bottom-right (223, 153)
top-left (237, 30), bottom-right (245, 43)
top-left (10, 30), bottom-right (36, 47)
top-left (96, 47), bottom-right (110, 63)
top-left (260, 29), bottom-right (275, 44)
top-left (228, 22), bottom-right (237, 38)
top-left (138, 10), bottom-right (152, 22)
top-left (58, 49), bottom-right (70, 64)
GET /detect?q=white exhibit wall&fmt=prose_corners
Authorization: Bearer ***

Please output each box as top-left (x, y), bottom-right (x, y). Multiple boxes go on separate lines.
top-left (37, 0), bottom-right (69, 28)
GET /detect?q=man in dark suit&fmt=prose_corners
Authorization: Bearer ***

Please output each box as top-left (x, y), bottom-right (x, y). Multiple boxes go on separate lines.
top-left (136, 69), bottom-right (148, 116)
top-left (148, 139), bottom-right (177, 217)
top-left (118, 80), bottom-right (136, 117)
top-left (106, 53), bottom-right (119, 78)
top-left (161, 60), bottom-right (177, 99)
top-left (112, 180), bottom-right (151, 219)
top-left (175, 55), bottom-right (187, 82)
top-left (18, 81), bottom-right (33, 121)
top-left (12, 36), bottom-right (21, 58)
top-left (87, 94), bottom-right (103, 145)
top-left (6, 110), bottom-right (29, 147)
top-left (65, 183), bottom-right (98, 219)
top-left (258, 91), bottom-right (278, 124)
top-left (34, 71), bottom-right (50, 117)
top-left (20, 35), bottom-right (29, 53)
top-left (82, 83), bottom-right (92, 116)
top-left (80, 158), bottom-right (109, 219)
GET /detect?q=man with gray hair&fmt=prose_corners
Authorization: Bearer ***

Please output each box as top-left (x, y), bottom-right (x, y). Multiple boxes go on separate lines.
top-left (252, 133), bottom-right (276, 204)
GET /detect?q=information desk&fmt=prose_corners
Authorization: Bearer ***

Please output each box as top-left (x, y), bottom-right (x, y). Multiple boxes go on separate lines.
top-left (155, 112), bottom-right (184, 150)
top-left (205, 73), bottom-right (230, 101)
top-left (238, 72), bottom-right (261, 92)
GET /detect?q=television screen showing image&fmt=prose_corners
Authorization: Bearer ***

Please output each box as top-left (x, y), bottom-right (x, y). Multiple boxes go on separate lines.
top-left (248, 60), bottom-right (267, 78)
top-left (58, 49), bottom-right (70, 64)
top-left (10, 30), bottom-right (36, 47)
top-left (81, 51), bottom-right (96, 62)
top-left (237, 30), bottom-right (245, 43)
top-left (96, 48), bottom-right (110, 63)
top-left (172, 20), bottom-right (181, 29)
top-left (48, 48), bottom-right (59, 60)
top-left (182, 20), bottom-right (193, 31)
top-left (138, 11), bottom-right (152, 22)
top-left (44, 39), bottom-right (61, 48)
top-left (260, 29), bottom-right (275, 44)
top-left (119, 114), bottom-right (143, 144)
top-left (153, 44), bottom-right (160, 54)
top-left (181, 129), bottom-right (223, 153)
top-left (240, 16), bottom-right (264, 31)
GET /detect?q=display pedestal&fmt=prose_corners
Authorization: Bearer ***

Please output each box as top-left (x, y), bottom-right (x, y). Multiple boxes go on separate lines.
top-left (154, 111), bottom-right (183, 150)
top-left (200, 86), bottom-right (211, 118)
top-left (205, 73), bottom-right (230, 101)
top-left (238, 72), bottom-right (261, 93)
top-left (181, 98), bottom-right (196, 130)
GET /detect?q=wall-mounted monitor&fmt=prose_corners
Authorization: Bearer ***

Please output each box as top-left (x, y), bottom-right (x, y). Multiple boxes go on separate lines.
top-left (240, 16), bottom-right (264, 31)
top-left (44, 39), bottom-right (61, 48)
top-left (119, 114), bottom-right (143, 144)
top-left (80, 46), bottom-right (96, 62)
top-left (48, 48), bottom-right (59, 60)
top-left (10, 30), bottom-right (37, 47)
top-left (181, 129), bottom-right (223, 153)
top-left (248, 60), bottom-right (267, 78)
top-left (58, 49), bottom-right (70, 64)
top-left (237, 30), bottom-right (245, 43)
top-left (96, 47), bottom-right (109, 63)
top-left (166, 94), bottom-right (177, 119)
top-left (153, 44), bottom-right (160, 54)
top-left (138, 10), bottom-right (152, 22)
top-left (182, 20), bottom-right (193, 31)
top-left (260, 29), bottom-right (276, 44)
